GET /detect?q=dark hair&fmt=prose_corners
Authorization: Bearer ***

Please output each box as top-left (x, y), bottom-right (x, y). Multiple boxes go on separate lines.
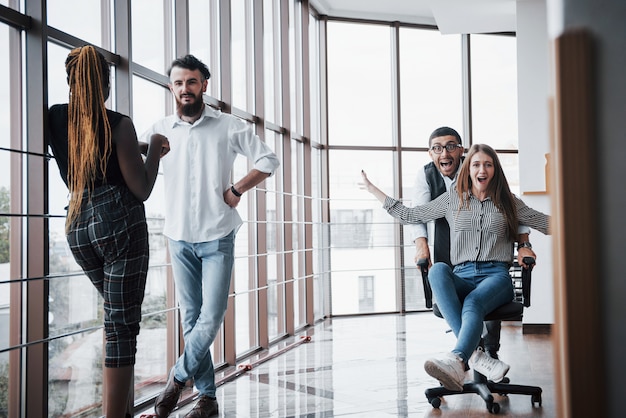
top-left (456, 144), bottom-right (518, 241)
top-left (429, 126), bottom-right (462, 147)
top-left (167, 54), bottom-right (211, 80)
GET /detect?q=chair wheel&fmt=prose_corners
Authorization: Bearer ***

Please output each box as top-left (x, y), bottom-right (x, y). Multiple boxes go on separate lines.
top-left (531, 393), bottom-right (542, 406)
top-left (429, 397), bottom-right (441, 408)
top-left (488, 402), bottom-right (500, 414)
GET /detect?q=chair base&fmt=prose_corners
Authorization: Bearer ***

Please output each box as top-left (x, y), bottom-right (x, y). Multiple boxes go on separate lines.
top-left (424, 372), bottom-right (542, 414)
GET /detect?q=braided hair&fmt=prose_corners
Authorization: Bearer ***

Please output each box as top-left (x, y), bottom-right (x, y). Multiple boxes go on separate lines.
top-left (64, 45), bottom-right (112, 232)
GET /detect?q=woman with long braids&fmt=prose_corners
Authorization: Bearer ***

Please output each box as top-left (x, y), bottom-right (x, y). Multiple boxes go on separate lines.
top-left (47, 45), bottom-right (169, 417)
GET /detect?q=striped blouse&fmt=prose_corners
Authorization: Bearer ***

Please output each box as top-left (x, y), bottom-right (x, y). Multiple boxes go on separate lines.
top-left (383, 191), bottom-right (550, 266)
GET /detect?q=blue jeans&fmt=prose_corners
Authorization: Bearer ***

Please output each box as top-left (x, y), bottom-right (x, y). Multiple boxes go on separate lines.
top-left (168, 230), bottom-right (235, 397)
top-left (428, 261), bottom-right (514, 363)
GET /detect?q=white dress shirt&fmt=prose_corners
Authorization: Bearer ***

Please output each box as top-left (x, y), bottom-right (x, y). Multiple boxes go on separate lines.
top-left (409, 166), bottom-right (457, 242)
top-left (141, 106), bottom-right (280, 243)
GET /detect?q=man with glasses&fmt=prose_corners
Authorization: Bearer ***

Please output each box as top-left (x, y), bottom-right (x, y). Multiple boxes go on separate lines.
top-left (410, 126), bottom-right (534, 365)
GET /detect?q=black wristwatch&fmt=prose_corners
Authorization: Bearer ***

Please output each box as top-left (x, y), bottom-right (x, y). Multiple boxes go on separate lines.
top-left (230, 185), bottom-right (242, 197)
top-left (518, 241), bottom-right (532, 250)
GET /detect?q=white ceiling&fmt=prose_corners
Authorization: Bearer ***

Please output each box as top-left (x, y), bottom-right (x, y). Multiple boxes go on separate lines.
top-left (308, 0), bottom-right (518, 34)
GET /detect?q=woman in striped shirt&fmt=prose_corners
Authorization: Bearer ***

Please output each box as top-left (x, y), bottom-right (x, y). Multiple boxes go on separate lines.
top-left (360, 143), bottom-right (550, 392)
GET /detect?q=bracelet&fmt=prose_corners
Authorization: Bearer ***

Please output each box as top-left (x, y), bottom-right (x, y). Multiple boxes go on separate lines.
top-left (517, 241), bottom-right (532, 249)
top-left (230, 185), bottom-right (242, 197)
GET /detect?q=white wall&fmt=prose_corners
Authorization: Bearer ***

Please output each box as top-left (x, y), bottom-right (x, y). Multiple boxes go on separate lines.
top-left (516, 0), bottom-right (554, 324)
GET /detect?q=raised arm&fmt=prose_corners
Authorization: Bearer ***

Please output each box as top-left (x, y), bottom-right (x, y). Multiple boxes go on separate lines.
top-left (359, 170), bottom-right (388, 203)
top-left (114, 117), bottom-right (170, 201)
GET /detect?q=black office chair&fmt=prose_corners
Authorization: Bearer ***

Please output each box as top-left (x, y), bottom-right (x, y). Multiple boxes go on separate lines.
top-left (418, 257), bottom-right (542, 414)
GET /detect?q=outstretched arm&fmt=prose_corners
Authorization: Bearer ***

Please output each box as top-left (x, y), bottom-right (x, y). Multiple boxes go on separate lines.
top-left (359, 170), bottom-right (388, 203)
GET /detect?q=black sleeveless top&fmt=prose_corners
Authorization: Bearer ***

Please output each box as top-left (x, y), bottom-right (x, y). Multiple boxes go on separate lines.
top-left (47, 104), bottom-right (126, 188)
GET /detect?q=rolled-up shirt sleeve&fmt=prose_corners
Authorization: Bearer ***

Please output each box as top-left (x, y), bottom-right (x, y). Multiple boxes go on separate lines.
top-left (230, 118), bottom-right (280, 175)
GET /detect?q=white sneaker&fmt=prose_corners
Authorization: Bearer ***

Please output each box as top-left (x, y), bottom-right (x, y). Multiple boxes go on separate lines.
top-left (469, 347), bottom-right (510, 382)
top-left (424, 352), bottom-right (466, 391)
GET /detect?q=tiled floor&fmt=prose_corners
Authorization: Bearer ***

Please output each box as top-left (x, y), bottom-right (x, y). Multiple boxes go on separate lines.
top-left (137, 312), bottom-right (555, 417)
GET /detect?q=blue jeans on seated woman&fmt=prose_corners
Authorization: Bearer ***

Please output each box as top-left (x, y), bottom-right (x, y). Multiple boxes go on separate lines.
top-left (427, 261), bottom-right (514, 364)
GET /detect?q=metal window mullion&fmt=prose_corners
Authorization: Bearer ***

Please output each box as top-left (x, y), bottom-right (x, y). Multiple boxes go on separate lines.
top-left (462, 34), bottom-right (472, 147)
top-left (251, 0), bottom-right (266, 352)
top-left (279, 0), bottom-right (292, 338)
top-left (219, 0), bottom-right (236, 366)
top-left (390, 22), bottom-right (406, 314)
top-left (24, 0), bottom-right (49, 415)
top-left (300, 0), bottom-right (315, 327)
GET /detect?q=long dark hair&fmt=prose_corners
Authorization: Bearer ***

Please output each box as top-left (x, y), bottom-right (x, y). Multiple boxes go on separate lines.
top-left (456, 144), bottom-right (518, 241)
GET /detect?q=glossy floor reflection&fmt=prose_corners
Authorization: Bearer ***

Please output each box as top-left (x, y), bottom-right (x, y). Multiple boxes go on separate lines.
top-left (138, 313), bottom-right (555, 417)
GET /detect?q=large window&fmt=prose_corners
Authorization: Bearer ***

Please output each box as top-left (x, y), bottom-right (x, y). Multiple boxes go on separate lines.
top-left (399, 28), bottom-right (464, 146)
top-left (326, 22), bottom-right (520, 315)
top-left (326, 22), bottom-right (393, 147)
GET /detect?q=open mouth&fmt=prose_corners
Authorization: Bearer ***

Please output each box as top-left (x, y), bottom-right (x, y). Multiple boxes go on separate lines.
top-left (476, 176), bottom-right (488, 184)
top-left (440, 160), bottom-right (453, 169)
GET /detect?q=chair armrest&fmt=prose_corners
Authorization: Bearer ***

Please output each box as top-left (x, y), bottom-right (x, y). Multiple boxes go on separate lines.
top-left (417, 258), bottom-right (433, 309)
top-left (521, 256), bottom-right (536, 307)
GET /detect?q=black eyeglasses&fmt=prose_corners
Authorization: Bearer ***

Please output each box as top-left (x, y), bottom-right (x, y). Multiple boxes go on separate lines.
top-left (430, 143), bottom-right (463, 154)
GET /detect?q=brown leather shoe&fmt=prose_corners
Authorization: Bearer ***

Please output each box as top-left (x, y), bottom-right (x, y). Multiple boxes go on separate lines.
top-left (154, 369), bottom-right (185, 417)
top-left (184, 395), bottom-right (219, 418)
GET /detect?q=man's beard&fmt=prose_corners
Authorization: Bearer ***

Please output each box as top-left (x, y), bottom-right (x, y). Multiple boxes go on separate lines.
top-left (178, 94), bottom-right (204, 117)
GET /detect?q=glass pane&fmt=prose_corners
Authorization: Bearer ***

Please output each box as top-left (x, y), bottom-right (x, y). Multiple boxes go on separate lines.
top-left (0, 23), bottom-right (14, 414)
top-left (327, 22), bottom-right (393, 146)
top-left (131, 75), bottom-right (168, 138)
top-left (231, 0), bottom-right (252, 111)
top-left (47, 0), bottom-right (106, 48)
top-left (1, 25), bottom-right (10, 151)
top-left (329, 150), bottom-right (396, 315)
top-left (233, 139), bottom-right (256, 355)
top-left (292, 142), bottom-right (306, 327)
top-left (308, 14), bottom-right (321, 145)
top-left (400, 151), bottom-right (434, 311)
top-left (135, 264), bottom-right (169, 400)
top-left (49, 329), bottom-right (104, 417)
top-left (399, 28), bottom-right (464, 147)
top-left (265, 131), bottom-right (284, 340)
top-left (132, 76), bottom-right (171, 398)
top-left (311, 148), bottom-right (326, 321)
top-left (47, 43), bottom-right (71, 107)
top-left (132, 0), bottom-right (167, 74)
top-left (263, 0), bottom-right (278, 124)
top-left (471, 34), bottom-right (518, 149)
top-left (289, 0), bottom-right (302, 135)
top-left (189, 0), bottom-right (215, 97)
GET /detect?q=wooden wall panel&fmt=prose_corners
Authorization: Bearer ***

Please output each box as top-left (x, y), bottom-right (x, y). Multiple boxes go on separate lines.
top-left (552, 29), bottom-right (605, 418)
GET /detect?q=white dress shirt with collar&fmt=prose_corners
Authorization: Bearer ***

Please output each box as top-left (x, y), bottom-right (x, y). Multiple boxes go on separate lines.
top-left (141, 105), bottom-right (280, 243)
top-left (409, 166), bottom-right (457, 242)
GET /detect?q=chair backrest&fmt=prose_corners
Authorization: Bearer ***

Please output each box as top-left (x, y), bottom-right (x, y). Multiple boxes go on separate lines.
top-left (418, 257), bottom-right (535, 321)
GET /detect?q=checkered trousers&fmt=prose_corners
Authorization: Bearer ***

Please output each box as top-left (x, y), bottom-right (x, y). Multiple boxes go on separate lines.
top-left (67, 184), bottom-right (149, 368)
